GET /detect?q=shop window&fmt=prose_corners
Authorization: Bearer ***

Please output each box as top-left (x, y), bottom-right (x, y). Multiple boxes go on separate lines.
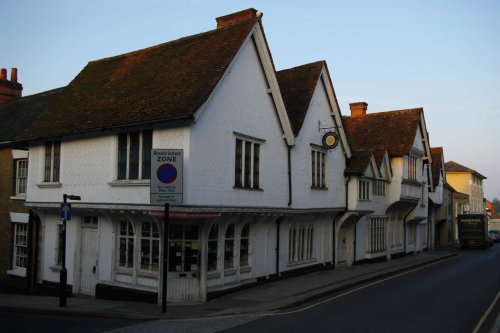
top-left (168, 225), bottom-right (199, 272)
top-left (207, 224), bottom-right (219, 272)
top-left (224, 224), bottom-right (235, 269)
top-left (240, 223), bottom-right (249, 267)
top-left (140, 221), bottom-right (160, 272)
top-left (118, 221), bottom-right (135, 269)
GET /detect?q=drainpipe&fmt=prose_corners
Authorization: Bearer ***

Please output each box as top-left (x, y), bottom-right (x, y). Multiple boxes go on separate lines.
top-left (275, 218), bottom-right (281, 278)
top-left (26, 210), bottom-right (34, 294)
top-left (287, 146), bottom-right (292, 207)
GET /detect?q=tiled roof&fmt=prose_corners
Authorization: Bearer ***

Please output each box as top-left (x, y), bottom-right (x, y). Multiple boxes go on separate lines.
top-left (430, 147), bottom-right (444, 186)
top-left (276, 61), bottom-right (324, 136)
top-left (445, 160), bottom-right (487, 179)
top-left (342, 108), bottom-right (423, 156)
top-left (20, 20), bottom-right (257, 141)
top-left (345, 150), bottom-right (373, 175)
top-left (0, 88), bottom-right (64, 144)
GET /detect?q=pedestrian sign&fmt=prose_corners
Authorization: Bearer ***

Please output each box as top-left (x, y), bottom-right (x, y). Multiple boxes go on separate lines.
top-left (60, 203), bottom-right (72, 221)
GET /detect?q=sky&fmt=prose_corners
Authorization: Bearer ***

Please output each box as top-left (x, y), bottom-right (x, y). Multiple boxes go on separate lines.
top-left (2, 0), bottom-right (500, 200)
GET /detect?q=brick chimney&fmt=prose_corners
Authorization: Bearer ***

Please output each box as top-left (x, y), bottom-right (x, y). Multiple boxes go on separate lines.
top-left (0, 68), bottom-right (23, 105)
top-left (349, 102), bottom-right (368, 117)
top-left (216, 8), bottom-right (262, 29)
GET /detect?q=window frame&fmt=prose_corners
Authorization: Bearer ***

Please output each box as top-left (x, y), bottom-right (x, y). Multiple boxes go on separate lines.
top-left (311, 145), bottom-right (327, 189)
top-left (358, 179), bottom-right (371, 201)
top-left (44, 141), bottom-right (61, 183)
top-left (117, 130), bottom-right (152, 181)
top-left (288, 224), bottom-right (314, 264)
top-left (12, 222), bottom-right (28, 273)
top-left (234, 134), bottom-right (263, 190)
top-left (14, 158), bottom-right (28, 196)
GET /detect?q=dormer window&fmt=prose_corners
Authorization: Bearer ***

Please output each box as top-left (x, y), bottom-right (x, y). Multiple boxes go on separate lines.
top-left (117, 130), bottom-right (152, 180)
top-left (358, 179), bottom-right (371, 201)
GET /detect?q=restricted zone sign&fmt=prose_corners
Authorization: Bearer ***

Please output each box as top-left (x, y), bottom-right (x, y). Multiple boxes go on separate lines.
top-left (150, 149), bottom-right (183, 204)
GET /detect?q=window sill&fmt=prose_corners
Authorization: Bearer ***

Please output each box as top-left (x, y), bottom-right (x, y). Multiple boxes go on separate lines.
top-left (49, 265), bottom-right (62, 272)
top-left (10, 195), bottom-right (26, 201)
top-left (287, 258), bottom-right (316, 267)
top-left (37, 182), bottom-right (62, 188)
top-left (233, 186), bottom-right (263, 192)
top-left (207, 271), bottom-right (221, 279)
top-left (108, 180), bottom-right (150, 187)
top-left (224, 268), bottom-right (237, 276)
top-left (7, 269), bottom-right (26, 277)
top-left (311, 187), bottom-right (328, 191)
top-left (239, 266), bottom-right (251, 274)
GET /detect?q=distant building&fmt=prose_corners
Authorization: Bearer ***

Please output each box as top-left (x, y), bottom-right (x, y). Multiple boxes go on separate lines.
top-left (444, 161), bottom-right (486, 214)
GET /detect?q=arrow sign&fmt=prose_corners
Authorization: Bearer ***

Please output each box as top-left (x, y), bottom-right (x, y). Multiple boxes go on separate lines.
top-left (60, 203), bottom-right (72, 221)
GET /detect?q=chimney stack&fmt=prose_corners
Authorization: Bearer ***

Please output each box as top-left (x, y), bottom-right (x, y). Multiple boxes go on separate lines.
top-left (349, 102), bottom-right (368, 117)
top-left (0, 67), bottom-right (23, 104)
top-left (11, 68), bottom-right (18, 83)
top-left (216, 8), bottom-right (262, 29)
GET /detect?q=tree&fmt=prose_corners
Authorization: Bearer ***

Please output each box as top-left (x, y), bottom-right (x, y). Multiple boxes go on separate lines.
top-left (493, 198), bottom-right (500, 215)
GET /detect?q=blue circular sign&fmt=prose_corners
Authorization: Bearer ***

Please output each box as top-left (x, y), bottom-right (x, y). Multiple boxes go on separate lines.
top-left (157, 163), bottom-right (177, 184)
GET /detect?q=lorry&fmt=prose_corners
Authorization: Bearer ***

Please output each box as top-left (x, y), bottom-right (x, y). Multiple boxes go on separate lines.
top-left (457, 214), bottom-right (490, 249)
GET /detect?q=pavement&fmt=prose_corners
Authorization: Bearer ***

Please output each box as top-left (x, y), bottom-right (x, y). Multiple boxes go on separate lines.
top-left (0, 249), bottom-right (460, 321)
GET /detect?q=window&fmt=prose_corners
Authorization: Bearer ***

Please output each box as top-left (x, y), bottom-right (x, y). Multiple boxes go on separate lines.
top-left (168, 225), bottom-right (199, 272)
top-left (288, 224), bottom-right (314, 263)
top-left (224, 224), bottom-right (235, 269)
top-left (373, 179), bottom-right (386, 196)
top-left (311, 148), bottom-right (326, 188)
top-left (207, 225), bottom-right (219, 272)
top-left (367, 217), bottom-right (386, 253)
top-left (82, 216), bottom-right (98, 228)
top-left (358, 179), bottom-right (371, 201)
top-left (14, 159), bottom-right (28, 196)
top-left (117, 130), bottom-right (152, 180)
top-left (13, 223), bottom-right (28, 270)
top-left (408, 155), bottom-right (418, 180)
top-left (118, 221), bottom-right (135, 269)
top-left (140, 221), bottom-right (160, 272)
top-left (240, 223), bottom-right (250, 267)
top-left (235, 138), bottom-right (260, 189)
top-left (44, 141), bottom-right (60, 182)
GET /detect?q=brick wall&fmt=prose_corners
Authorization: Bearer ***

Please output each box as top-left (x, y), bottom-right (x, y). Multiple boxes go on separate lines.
top-left (0, 147), bottom-right (28, 279)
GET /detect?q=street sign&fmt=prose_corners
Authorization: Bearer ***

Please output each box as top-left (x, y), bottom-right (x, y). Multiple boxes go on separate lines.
top-left (150, 149), bottom-right (183, 204)
top-left (60, 203), bottom-right (72, 221)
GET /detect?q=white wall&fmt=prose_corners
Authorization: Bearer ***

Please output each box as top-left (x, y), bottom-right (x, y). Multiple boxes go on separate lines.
top-left (290, 76), bottom-right (346, 209)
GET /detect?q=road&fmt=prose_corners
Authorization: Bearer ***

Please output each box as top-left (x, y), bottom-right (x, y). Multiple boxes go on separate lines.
top-left (220, 244), bottom-right (500, 333)
top-left (0, 245), bottom-right (498, 333)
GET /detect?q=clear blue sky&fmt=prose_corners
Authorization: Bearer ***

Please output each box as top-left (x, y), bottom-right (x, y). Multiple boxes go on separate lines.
top-left (3, 0), bottom-right (500, 200)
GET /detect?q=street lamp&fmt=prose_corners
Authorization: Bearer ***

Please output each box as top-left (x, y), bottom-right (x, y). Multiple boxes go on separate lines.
top-left (59, 193), bottom-right (81, 307)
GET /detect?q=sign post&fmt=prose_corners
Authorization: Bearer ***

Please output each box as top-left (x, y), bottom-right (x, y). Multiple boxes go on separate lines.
top-left (59, 194), bottom-right (80, 307)
top-left (151, 149), bottom-right (183, 313)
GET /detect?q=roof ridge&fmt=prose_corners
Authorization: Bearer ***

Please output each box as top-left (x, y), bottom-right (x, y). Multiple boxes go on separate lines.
top-left (89, 20), bottom-right (257, 65)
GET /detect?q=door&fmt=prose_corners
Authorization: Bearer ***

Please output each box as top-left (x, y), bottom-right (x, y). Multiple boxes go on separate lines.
top-left (337, 227), bottom-right (346, 263)
top-left (80, 219), bottom-right (98, 296)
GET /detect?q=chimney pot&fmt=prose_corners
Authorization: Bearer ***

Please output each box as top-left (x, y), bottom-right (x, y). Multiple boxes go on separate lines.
top-left (349, 102), bottom-right (368, 117)
top-left (11, 68), bottom-right (18, 83)
top-left (216, 8), bottom-right (261, 29)
top-left (0, 68), bottom-right (6, 80)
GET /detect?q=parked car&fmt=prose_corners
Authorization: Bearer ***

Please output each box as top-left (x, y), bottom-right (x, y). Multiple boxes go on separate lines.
top-left (488, 230), bottom-right (500, 243)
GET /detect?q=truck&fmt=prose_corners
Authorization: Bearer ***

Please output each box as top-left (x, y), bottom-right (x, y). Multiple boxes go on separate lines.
top-left (457, 214), bottom-right (490, 249)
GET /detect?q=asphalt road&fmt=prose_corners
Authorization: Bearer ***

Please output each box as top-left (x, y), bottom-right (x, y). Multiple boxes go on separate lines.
top-left (0, 245), bottom-right (498, 333)
top-left (220, 244), bottom-right (500, 333)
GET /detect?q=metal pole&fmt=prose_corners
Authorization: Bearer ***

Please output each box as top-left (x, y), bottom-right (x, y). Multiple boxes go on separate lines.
top-left (59, 194), bottom-right (67, 307)
top-left (162, 202), bottom-right (169, 313)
